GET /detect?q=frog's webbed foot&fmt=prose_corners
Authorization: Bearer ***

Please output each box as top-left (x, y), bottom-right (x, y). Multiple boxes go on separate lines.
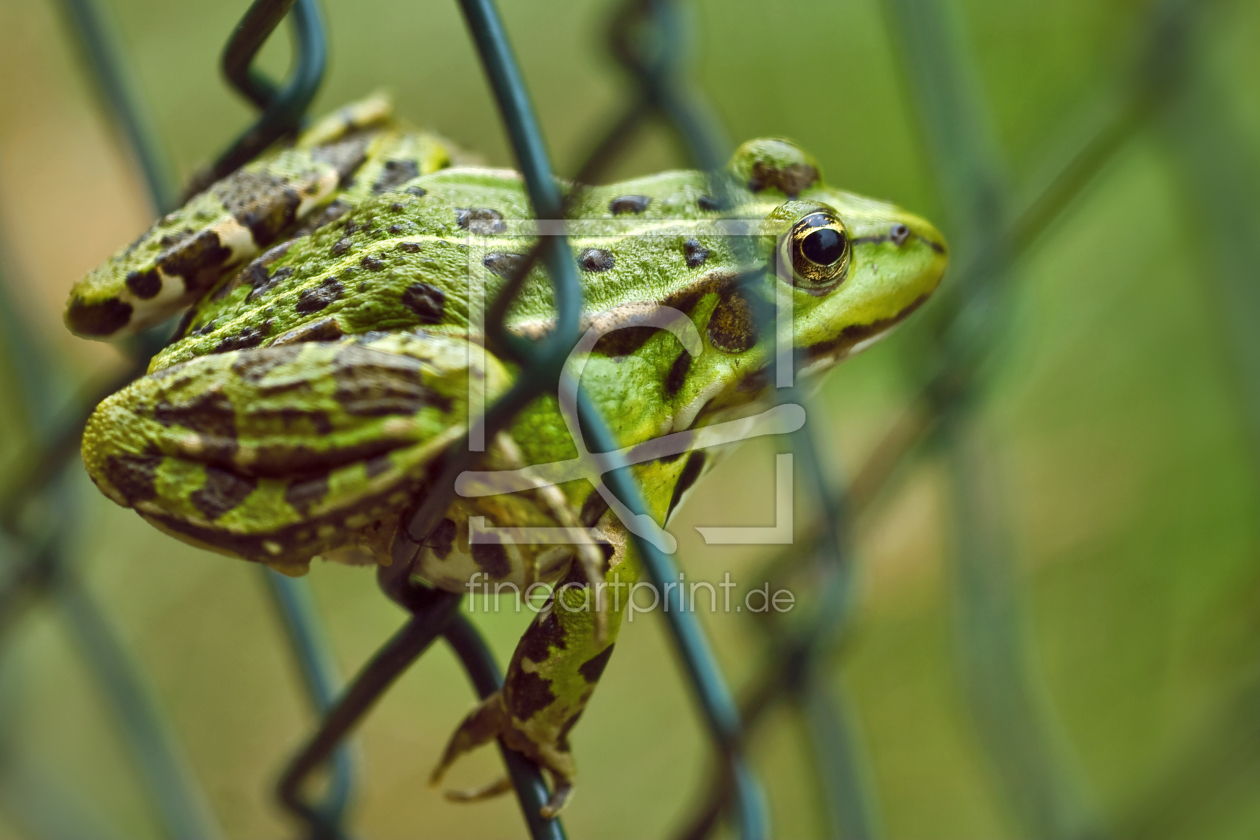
top-left (429, 690), bottom-right (575, 817)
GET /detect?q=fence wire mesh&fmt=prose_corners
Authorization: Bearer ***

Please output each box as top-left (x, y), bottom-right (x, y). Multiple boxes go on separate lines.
top-left (0, 0), bottom-right (1254, 838)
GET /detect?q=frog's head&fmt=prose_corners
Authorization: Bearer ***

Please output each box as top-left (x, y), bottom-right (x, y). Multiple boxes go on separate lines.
top-left (732, 138), bottom-right (947, 374)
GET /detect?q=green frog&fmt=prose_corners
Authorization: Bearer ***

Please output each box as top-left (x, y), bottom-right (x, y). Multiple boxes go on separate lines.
top-left (66, 97), bottom-right (946, 816)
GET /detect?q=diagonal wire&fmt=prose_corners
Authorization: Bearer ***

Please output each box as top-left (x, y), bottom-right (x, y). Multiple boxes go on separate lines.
top-left (3, 1), bottom-right (344, 837)
top-left (287, 0), bottom-right (770, 835)
top-left (882, 2), bottom-right (1097, 838)
top-left (674, 0), bottom-right (1212, 836)
top-left (263, 572), bottom-right (357, 840)
top-left (56, 0), bottom-right (178, 213)
top-left (203, 0), bottom-right (326, 188)
top-left (0, 225), bottom-right (220, 839)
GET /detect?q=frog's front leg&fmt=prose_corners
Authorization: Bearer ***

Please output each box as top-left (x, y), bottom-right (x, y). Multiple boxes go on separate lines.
top-left (432, 523), bottom-right (636, 817)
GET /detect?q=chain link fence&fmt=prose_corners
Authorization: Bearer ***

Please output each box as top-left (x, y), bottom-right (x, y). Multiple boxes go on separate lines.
top-left (0, 0), bottom-right (1256, 837)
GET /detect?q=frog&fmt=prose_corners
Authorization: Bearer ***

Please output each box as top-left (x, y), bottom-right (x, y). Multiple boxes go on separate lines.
top-left (66, 97), bottom-right (947, 817)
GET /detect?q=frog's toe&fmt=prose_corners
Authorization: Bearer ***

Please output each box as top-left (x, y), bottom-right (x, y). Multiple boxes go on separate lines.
top-left (443, 776), bottom-right (513, 802)
top-left (432, 689), bottom-right (577, 817)
top-left (430, 692), bottom-right (507, 789)
top-left (539, 782), bottom-right (573, 818)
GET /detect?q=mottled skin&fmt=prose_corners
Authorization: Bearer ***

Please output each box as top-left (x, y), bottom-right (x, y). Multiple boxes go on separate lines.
top-left (67, 102), bottom-right (947, 816)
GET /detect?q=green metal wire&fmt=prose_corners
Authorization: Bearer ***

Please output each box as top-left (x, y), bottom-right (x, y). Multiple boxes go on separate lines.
top-left (456, 0), bottom-right (767, 834)
top-left (0, 200), bottom-right (219, 839)
top-left (443, 613), bottom-right (570, 840)
top-left (1160, 13), bottom-right (1260, 470)
top-left (56, 566), bottom-right (223, 840)
top-left (677, 1), bottom-right (1216, 836)
top-left (884, 0), bottom-right (1099, 837)
top-left (56, 0), bottom-right (178, 213)
top-left (209, 0), bottom-right (327, 185)
top-left (0, 0), bottom-right (1246, 838)
top-left (263, 572), bottom-right (357, 839)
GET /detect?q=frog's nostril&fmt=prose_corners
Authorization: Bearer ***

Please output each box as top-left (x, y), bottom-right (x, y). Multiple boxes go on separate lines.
top-left (890, 223), bottom-right (911, 246)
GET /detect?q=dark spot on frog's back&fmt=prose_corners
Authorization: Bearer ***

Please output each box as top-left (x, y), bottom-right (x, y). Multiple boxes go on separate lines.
top-left (482, 252), bottom-right (528, 278)
top-left (246, 263), bottom-right (294, 301)
top-left (591, 325), bottom-right (656, 358)
top-left (213, 320), bottom-right (272, 354)
top-left (102, 452), bottom-right (161, 506)
top-left (125, 267), bottom-right (162, 299)
top-left (578, 248), bottom-right (614, 272)
top-left (66, 297), bottom-right (133, 337)
top-left (158, 229), bottom-right (193, 249)
top-left (707, 286), bottom-right (757, 353)
top-left (747, 160), bottom-right (819, 198)
top-left (295, 277), bottom-right (343, 313)
top-left (360, 255), bottom-right (385, 271)
top-left (683, 238), bottom-right (709, 268)
top-left (159, 229), bottom-right (233, 293)
top-left (609, 195), bottom-right (651, 215)
top-left (213, 169), bottom-right (302, 245)
top-left (311, 135), bottom-right (371, 185)
top-left (697, 195), bottom-right (721, 211)
top-left (401, 282), bottom-right (445, 324)
top-left (190, 467), bottom-right (256, 521)
top-left (471, 536), bottom-right (511, 580)
top-left (588, 275), bottom-right (727, 357)
top-left (285, 474), bottom-right (330, 516)
top-left (371, 159), bottom-right (420, 194)
top-left (455, 207), bottom-right (506, 235)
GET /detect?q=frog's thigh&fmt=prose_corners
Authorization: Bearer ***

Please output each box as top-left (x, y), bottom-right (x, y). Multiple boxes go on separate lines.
top-left (82, 334), bottom-right (495, 571)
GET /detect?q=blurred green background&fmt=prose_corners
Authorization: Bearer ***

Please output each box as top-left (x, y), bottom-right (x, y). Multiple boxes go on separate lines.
top-left (1, 0), bottom-right (1259, 837)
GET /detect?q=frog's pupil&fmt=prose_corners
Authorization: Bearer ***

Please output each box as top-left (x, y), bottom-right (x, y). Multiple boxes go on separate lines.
top-left (802, 228), bottom-right (845, 265)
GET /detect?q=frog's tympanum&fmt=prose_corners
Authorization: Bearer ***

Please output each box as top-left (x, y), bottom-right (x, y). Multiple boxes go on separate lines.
top-left (66, 97), bottom-right (946, 816)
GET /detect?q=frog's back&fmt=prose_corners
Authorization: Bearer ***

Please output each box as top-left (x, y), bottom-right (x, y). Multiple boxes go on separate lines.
top-left (152, 165), bottom-right (750, 370)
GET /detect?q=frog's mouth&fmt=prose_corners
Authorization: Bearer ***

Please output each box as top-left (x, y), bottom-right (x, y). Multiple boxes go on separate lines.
top-left (799, 292), bottom-right (931, 375)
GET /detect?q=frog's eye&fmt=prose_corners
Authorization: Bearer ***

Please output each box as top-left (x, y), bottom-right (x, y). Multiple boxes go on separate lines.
top-left (780, 210), bottom-right (850, 291)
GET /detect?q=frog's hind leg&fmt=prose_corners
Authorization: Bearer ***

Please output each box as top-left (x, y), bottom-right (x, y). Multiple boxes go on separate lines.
top-left (430, 692), bottom-right (514, 802)
top-left (432, 530), bottom-right (634, 817)
top-left (81, 332), bottom-right (510, 571)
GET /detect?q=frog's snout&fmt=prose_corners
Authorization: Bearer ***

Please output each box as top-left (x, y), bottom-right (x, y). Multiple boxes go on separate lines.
top-left (898, 214), bottom-right (949, 298)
